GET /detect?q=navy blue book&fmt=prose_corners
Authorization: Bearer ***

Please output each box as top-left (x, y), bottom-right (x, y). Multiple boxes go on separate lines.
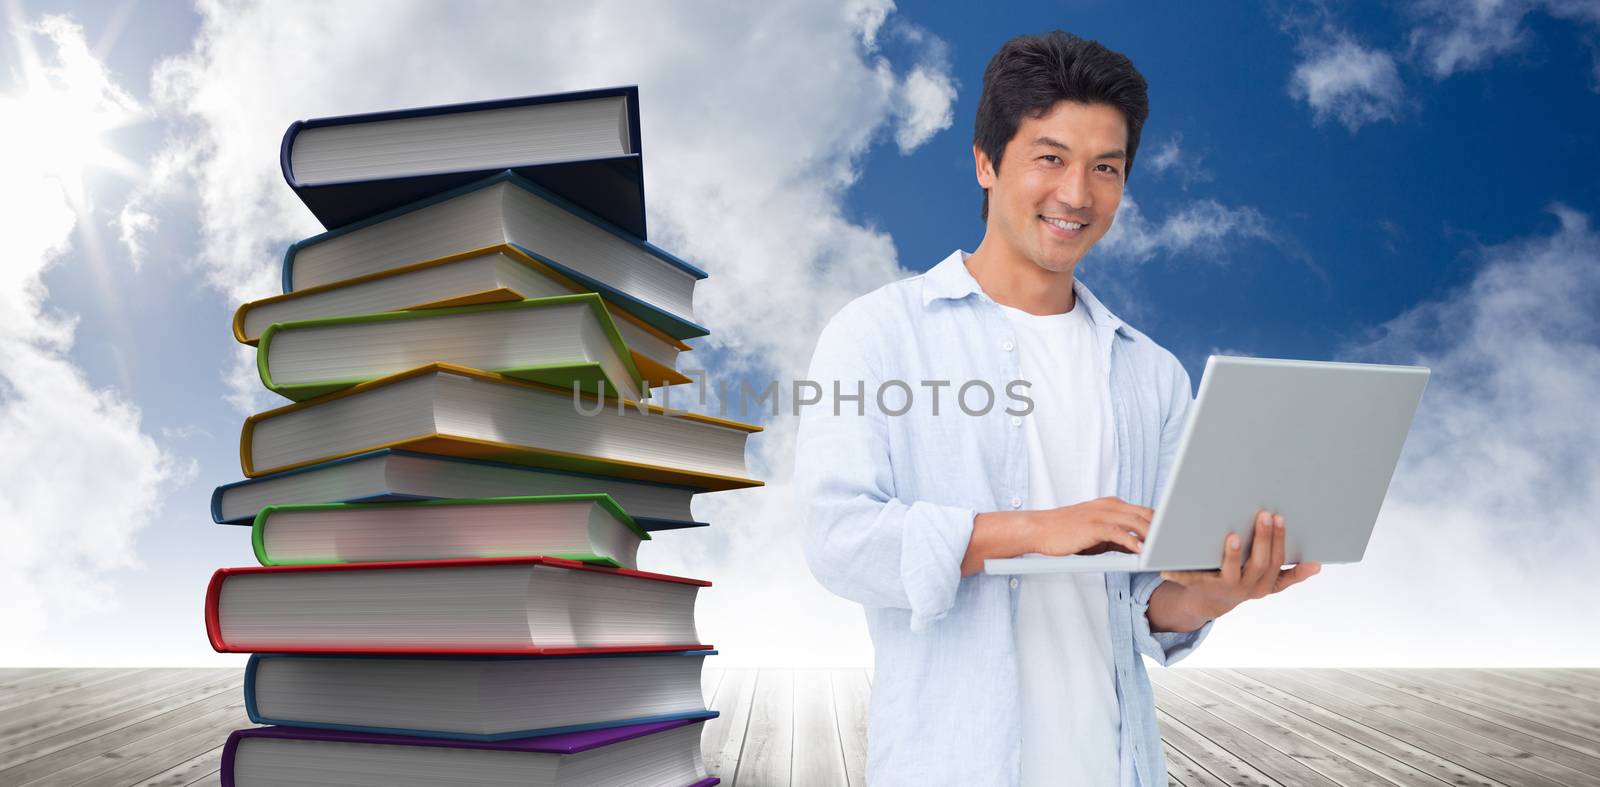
top-left (280, 86), bottom-right (649, 238)
top-left (243, 651), bottom-right (717, 741)
top-left (210, 449), bottom-right (707, 532)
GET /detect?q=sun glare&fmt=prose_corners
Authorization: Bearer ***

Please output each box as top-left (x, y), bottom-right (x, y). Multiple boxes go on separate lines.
top-left (0, 15), bottom-right (142, 209)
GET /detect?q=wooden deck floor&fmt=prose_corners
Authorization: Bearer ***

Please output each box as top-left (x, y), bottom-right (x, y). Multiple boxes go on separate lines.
top-left (2, 667), bottom-right (1598, 785)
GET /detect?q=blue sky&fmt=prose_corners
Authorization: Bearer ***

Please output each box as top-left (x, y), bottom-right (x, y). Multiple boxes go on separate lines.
top-left (2, 0), bottom-right (1598, 666)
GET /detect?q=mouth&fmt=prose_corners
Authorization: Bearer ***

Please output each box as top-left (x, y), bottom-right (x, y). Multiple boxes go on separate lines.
top-left (1040, 215), bottom-right (1088, 238)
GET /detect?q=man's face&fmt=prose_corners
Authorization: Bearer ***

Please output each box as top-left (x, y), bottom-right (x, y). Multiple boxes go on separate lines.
top-left (975, 100), bottom-right (1127, 274)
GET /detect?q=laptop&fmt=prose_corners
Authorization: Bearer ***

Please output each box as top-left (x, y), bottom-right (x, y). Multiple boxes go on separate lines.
top-left (984, 356), bottom-right (1429, 575)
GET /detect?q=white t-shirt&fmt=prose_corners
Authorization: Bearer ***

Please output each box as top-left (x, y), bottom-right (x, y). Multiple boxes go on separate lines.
top-left (999, 297), bottom-right (1122, 787)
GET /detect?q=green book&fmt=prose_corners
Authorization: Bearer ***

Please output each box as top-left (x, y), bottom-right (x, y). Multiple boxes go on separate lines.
top-left (252, 494), bottom-right (651, 569)
top-left (256, 294), bottom-right (649, 402)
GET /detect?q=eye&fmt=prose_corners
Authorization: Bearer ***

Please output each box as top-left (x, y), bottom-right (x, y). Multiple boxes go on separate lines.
top-left (1039, 155), bottom-right (1062, 165)
top-left (1095, 163), bottom-right (1121, 175)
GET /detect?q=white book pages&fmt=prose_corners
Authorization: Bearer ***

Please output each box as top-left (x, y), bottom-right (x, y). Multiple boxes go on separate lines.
top-left (260, 499), bottom-right (641, 568)
top-left (252, 653), bottom-right (706, 734)
top-left (247, 368), bottom-right (756, 486)
top-left (216, 452), bottom-right (698, 526)
top-left (231, 723), bottom-right (706, 787)
top-left (241, 251), bottom-right (685, 374)
top-left (216, 562), bottom-right (701, 650)
top-left (263, 299), bottom-right (642, 401)
top-left (289, 182), bottom-right (698, 328)
top-left (290, 95), bottom-right (631, 184)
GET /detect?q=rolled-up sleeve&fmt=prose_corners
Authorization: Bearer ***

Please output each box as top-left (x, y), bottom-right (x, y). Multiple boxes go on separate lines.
top-left (1131, 356), bottom-right (1213, 664)
top-left (794, 305), bottom-right (976, 632)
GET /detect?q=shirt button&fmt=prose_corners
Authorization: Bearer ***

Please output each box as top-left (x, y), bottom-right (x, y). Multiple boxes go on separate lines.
top-left (1010, 578), bottom-right (1020, 590)
top-left (1002, 339), bottom-right (1015, 352)
top-left (1010, 496), bottom-right (1022, 509)
top-left (1010, 416), bottom-right (1022, 427)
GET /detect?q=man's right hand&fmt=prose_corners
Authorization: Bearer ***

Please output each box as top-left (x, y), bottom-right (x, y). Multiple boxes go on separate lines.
top-left (1030, 496), bottom-right (1152, 557)
top-left (960, 496), bottom-right (1152, 575)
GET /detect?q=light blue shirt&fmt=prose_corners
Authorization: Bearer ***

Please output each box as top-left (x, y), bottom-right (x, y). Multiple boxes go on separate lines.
top-left (795, 250), bottom-right (1213, 786)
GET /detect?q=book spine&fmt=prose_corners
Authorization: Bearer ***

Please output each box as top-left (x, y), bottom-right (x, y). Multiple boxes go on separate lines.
top-left (218, 728), bottom-right (245, 787)
top-left (204, 569), bottom-right (229, 651)
top-left (279, 119), bottom-right (304, 188)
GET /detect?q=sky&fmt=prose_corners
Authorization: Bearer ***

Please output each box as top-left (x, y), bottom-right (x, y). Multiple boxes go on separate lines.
top-left (0, 0), bottom-right (1597, 667)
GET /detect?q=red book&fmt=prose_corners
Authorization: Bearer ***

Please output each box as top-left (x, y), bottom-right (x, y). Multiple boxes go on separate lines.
top-left (206, 556), bottom-right (710, 655)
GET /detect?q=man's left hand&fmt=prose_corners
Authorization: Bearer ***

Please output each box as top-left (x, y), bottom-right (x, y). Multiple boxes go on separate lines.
top-left (1159, 510), bottom-right (1321, 620)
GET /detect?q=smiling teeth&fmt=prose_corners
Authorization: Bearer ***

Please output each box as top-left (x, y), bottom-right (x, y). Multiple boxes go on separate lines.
top-left (1043, 217), bottom-right (1085, 231)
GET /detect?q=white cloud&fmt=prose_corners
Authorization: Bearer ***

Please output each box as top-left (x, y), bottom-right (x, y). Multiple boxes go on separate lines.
top-left (127, 0), bottom-right (966, 666)
top-left (894, 64), bottom-right (957, 153)
top-left (1408, 0), bottom-right (1533, 77)
top-left (1182, 205), bottom-right (1600, 667)
top-left (1141, 132), bottom-right (1212, 190)
top-left (1095, 192), bottom-right (1273, 264)
top-left (1288, 34), bottom-right (1406, 131)
top-left (1405, 0), bottom-right (1600, 88)
top-left (0, 14), bottom-right (192, 656)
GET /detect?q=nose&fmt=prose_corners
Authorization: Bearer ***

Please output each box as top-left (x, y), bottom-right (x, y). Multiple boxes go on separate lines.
top-left (1053, 164), bottom-right (1093, 212)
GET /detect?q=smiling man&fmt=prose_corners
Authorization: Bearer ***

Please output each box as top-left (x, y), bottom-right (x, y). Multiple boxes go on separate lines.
top-left (795, 31), bottom-right (1318, 786)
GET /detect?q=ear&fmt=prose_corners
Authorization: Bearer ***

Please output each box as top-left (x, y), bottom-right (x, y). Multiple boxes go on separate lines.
top-left (973, 144), bottom-right (996, 189)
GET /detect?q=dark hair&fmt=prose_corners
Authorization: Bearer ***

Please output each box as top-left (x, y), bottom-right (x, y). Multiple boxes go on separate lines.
top-left (974, 31), bottom-right (1149, 221)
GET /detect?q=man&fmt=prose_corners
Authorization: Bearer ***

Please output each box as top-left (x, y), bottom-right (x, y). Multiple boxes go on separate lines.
top-left (794, 31), bottom-right (1320, 786)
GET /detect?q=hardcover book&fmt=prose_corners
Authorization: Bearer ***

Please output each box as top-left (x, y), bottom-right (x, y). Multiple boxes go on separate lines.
top-left (206, 556), bottom-right (711, 654)
top-left (281, 86), bottom-right (650, 239)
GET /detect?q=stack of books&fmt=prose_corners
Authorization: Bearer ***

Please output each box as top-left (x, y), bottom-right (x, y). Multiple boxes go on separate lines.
top-left (205, 87), bottom-right (762, 787)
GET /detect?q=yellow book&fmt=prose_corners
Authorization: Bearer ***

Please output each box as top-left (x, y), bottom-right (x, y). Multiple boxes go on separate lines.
top-left (241, 363), bottom-right (763, 492)
top-left (233, 244), bottom-right (693, 388)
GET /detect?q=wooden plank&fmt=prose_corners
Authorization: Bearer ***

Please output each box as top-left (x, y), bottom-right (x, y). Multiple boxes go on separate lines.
top-left (1304, 669), bottom-right (1600, 783)
top-left (0, 672), bottom-right (239, 770)
top-left (1154, 707), bottom-right (1278, 787)
top-left (1358, 668), bottom-right (1600, 761)
top-left (1162, 740), bottom-right (1229, 787)
top-left (52, 704), bottom-right (247, 787)
top-left (131, 742), bottom-right (228, 787)
top-left (1, 668), bottom-right (199, 729)
top-left (703, 667), bottom-right (725, 710)
top-left (1168, 669), bottom-right (1451, 786)
top-left (1543, 669), bottom-right (1600, 693)
top-left (0, 669), bottom-right (74, 693)
top-left (0, 683), bottom-right (244, 786)
top-left (1243, 669), bottom-right (1573, 787)
top-left (1205, 669), bottom-right (1501, 787)
top-left (792, 670), bottom-right (847, 786)
top-left (1152, 678), bottom-right (1337, 787)
top-left (734, 668), bottom-right (794, 787)
top-left (1423, 670), bottom-right (1600, 733)
top-left (0, 669), bottom-right (144, 714)
top-left (0, 669), bottom-right (233, 757)
top-left (702, 667), bottom-right (757, 779)
top-left (831, 669), bottom-right (869, 787)
top-left (1492, 669), bottom-right (1600, 703)
top-left (184, 771), bottom-right (222, 787)
top-left (1153, 672), bottom-right (1374, 786)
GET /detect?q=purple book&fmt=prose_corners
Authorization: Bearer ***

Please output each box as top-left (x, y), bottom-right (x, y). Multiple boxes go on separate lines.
top-left (222, 720), bottom-right (719, 787)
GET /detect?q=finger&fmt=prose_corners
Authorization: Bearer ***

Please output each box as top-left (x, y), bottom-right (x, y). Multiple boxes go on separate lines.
top-left (1102, 523), bottom-right (1144, 554)
top-left (1246, 511), bottom-right (1277, 590)
top-left (1103, 511), bottom-right (1150, 541)
top-left (1273, 562), bottom-right (1322, 593)
top-left (1219, 531), bottom-right (1244, 585)
top-left (1270, 512), bottom-right (1287, 576)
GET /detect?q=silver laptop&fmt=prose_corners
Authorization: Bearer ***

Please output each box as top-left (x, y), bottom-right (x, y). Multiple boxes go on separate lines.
top-left (985, 356), bottom-right (1429, 575)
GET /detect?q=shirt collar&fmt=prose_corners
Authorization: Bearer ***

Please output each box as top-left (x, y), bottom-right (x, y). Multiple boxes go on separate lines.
top-left (920, 249), bottom-right (1129, 336)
